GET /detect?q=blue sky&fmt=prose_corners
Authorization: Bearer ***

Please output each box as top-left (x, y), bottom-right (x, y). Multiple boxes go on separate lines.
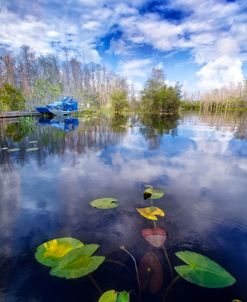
top-left (1, 0), bottom-right (247, 92)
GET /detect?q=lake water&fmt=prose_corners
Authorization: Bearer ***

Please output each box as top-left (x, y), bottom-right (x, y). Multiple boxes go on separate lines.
top-left (0, 112), bottom-right (247, 302)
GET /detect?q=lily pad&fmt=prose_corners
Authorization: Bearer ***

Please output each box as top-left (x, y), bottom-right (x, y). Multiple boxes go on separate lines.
top-left (50, 247), bottom-right (105, 279)
top-left (98, 290), bottom-right (117, 302)
top-left (117, 291), bottom-right (130, 302)
top-left (175, 251), bottom-right (236, 288)
top-left (26, 147), bottom-right (39, 152)
top-left (7, 148), bottom-right (20, 152)
top-left (142, 227), bottom-right (167, 247)
top-left (35, 237), bottom-right (84, 268)
top-left (90, 197), bottom-right (118, 209)
top-left (136, 207), bottom-right (165, 221)
top-left (144, 188), bottom-right (164, 200)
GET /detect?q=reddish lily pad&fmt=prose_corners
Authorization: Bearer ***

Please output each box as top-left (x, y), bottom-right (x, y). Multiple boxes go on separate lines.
top-left (142, 227), bottom-right (167, 248)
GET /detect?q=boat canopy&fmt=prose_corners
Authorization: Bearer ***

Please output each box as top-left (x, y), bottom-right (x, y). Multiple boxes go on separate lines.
top-left (47, 96), bottom-right (78, 112)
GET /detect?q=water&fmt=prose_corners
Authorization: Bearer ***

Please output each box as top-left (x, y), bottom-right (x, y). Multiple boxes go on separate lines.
top-left (0, 112), bottom-right (247, 302)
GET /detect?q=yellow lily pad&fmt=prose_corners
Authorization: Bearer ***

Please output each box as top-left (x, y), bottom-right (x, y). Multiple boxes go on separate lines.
top-left (136, 207), bottom-right (165, 221)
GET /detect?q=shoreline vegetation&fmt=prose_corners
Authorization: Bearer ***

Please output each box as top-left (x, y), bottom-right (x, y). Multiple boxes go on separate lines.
top-left (0, 46), bottom-right (247, 115)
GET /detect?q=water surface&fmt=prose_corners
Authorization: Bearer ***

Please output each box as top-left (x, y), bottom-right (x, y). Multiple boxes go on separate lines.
top-left (0, 112), bottom-right (247, 302)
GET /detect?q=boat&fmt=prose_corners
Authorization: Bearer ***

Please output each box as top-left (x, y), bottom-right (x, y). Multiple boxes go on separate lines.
top-left (35, 97), bottom-right (78, 116)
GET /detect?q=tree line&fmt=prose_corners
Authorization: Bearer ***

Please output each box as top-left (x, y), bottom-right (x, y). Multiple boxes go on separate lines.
top-left (0, 46), bottom-right (128, 111)
top-left (182, 81), bottom-right (247, 112)
top-left (0, 46), bottom-right (182, 114)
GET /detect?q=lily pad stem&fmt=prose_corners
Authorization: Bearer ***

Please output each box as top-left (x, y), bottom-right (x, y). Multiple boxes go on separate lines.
top-left (117, 209), bottom-right (135, 226)
top-left (163, 275), bottom-right (180, 302)
top-left (120, 246), bottom-right (141, 302)
top-left (88, 274), bottom-right (102, 294)
top-left (162, 246), bottom-right (174, 281)
top-left (105, 259), bottom-right (135, 277)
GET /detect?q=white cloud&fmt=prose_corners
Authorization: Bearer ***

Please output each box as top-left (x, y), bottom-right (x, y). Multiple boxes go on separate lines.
top-left (107, 38), bottom-right (129, 55)
top-left (119, 58), bottom-right (152, 78)
top-left (118, 0), bottom-right (246, 91)
top-left (197, 56), bottom-right (244, 90)
top-left (0, 7), bottom-right (102, 62)
top-left (1, 0), bottom-right (246, 91)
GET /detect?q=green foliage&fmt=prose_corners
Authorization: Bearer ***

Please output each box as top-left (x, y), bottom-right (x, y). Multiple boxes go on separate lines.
top-left (35, 237), bottom-right (84, 268)
top-left (110, 90), bottom-right (129, 114)
top-left (6, 117), bottom-right (35, 142)
top-left (98, 290), bottom-right (118, 302)
top-left (175, 251), bottom-right (236, 288)
top-left (141, 68), bottom-right (181, 113)
top-left (50, 246), bottom-right (105, 279)
top-left (117, 291), bottom-right (130, 302)
top-left (98, 290), bottom-right (130, 302)
top-left (111, 114), bottom-right (128, 133)
top-left (33, 79), bottom-right (62, 104)
top-left (143, 187), bottom-right (165, 200)
top-left (180, 100), bottom-right (201, 110)
top-left (35, 238), bottom-right (105, 279)
top-left (0, 83), bottom-right (25, 111)
top-left (90, 197), bottom-right (119, 209)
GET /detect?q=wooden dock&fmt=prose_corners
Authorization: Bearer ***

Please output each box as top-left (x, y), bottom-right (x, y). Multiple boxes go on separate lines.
top-left (0, 110), bottom-right (41, 118)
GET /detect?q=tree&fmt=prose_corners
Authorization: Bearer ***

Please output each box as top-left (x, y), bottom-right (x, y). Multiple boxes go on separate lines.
top-left (0, 83), bottom-right (25, 111)
top-left (110, 89), bottom-right (129, 114)
top-left (141, 68), bottom-right (181, 113)
top-left (33, 79), bottom-right (62, 104)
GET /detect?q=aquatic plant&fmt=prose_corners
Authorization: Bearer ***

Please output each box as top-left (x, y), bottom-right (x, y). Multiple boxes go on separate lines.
top-left (50, 246), bottom-right (105, 279)
top-left (90, 197), bottom-right (119, 209)
top-left (98, 290), bottom-right (130, 302)
top-left (35, 237), bottom-right (105, 279)
top-left (143, 187), bottom-right (165, 200)
top-left (141, 227), bottom-right (167, 248)
top-left (174, 251), bottom-right (236, 288)
top-left (33, 186), bottom-right (237, 302)
top-left (35, 237), bottom-right (84, 267)
top-left (136, 207), bottom-right (165, 220)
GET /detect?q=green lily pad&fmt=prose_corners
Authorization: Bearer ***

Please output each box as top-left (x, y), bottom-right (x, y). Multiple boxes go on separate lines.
top-left (144, 188), bottom-right (164, 200)
top-left (35, 237), bottom-right (84, 268)
top-left (117, 291), bottom-right (130, 302)
top-left (26, 147), bottom-right (39, 152)
top-left (50, 247), bottom-right (105, 279)
top-left (90, 197), bottom-right (118, 209)
top-left (98, 290), bottom-right (117, 302)
top-left (175, 251), bottom-right (236, 288)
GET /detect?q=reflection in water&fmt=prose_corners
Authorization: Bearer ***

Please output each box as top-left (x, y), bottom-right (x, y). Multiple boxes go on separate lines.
top-left (38, 117), bottom-right (79, 132)
top-left (0, 112), bottom-right (247, 301)
top-left (139, 114), bottom-right (179, 149)
top-left (138, 252), bottom-right (164, 293)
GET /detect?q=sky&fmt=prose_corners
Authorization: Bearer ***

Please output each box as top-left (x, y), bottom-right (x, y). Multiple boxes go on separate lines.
top-left (1, 0), bottom-right (247, 92)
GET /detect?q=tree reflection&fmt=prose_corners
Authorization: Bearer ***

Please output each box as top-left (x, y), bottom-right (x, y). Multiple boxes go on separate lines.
top-left (111, 114), bottom-right (128, 133)
top-left (6, 117), bottom-right (34, 142)
top-left (139, 114), bottom-right (179, 149)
